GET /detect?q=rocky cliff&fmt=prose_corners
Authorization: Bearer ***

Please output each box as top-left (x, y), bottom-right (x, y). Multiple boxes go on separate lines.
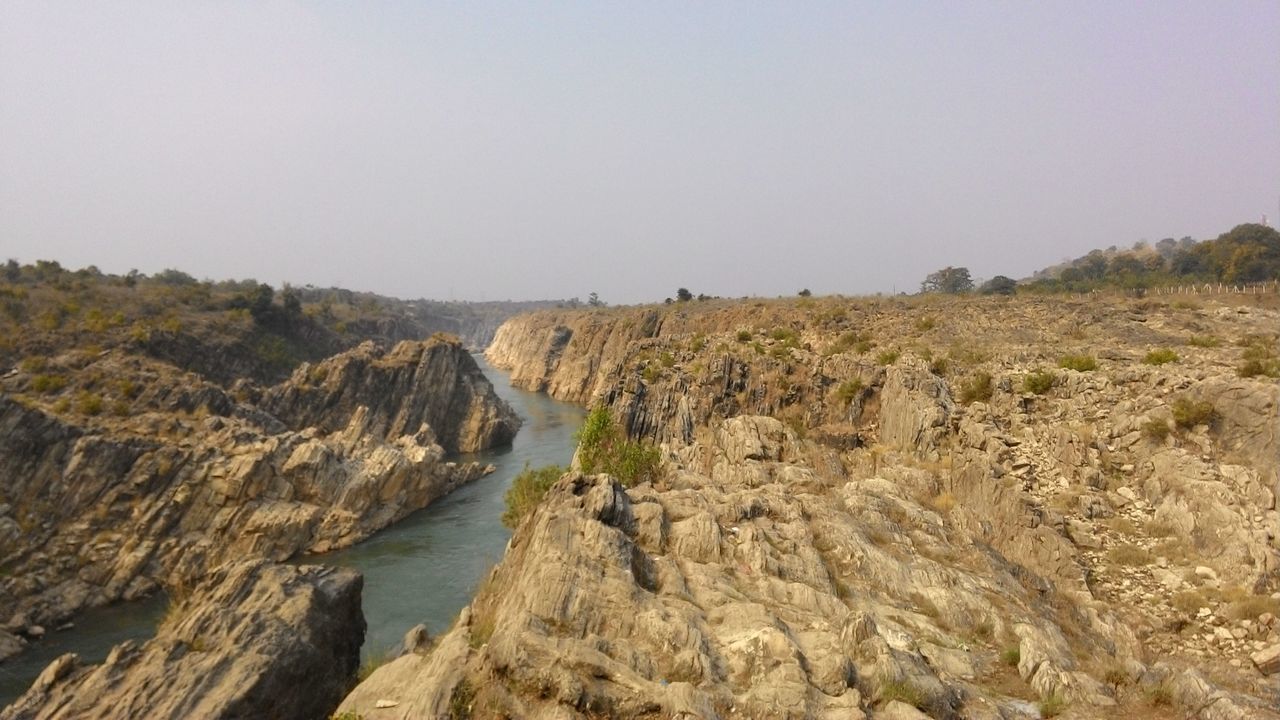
top-left (263, 338), bottom-right (519, 453)
top-left (344, 294), bottom-right (1280, 718)
top-left (1, 560), bottom-right (364, 720)
top-left (0, 336), bottom-right (517, 664)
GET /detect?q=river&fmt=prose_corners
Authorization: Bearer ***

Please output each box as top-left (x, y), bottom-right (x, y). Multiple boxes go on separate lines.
top-left (0, 358), bottom-right (584, 706)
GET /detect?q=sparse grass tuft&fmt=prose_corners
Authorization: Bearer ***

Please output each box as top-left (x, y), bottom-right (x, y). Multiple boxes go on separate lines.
top-left (1000, 645), bottom-right (1021, 667)
top-left (1187, 335), bottom-right (1220, 348)
top-left (1058, 354), bottom-right (1097, 371)
top-left (1142, 348), bottom-right (1179, 366)
top-left (1039, 693), bottom-right (1067, 718)
top-left (1224, 595), bottom-right (1280, 621)
top-left (1171, 589), bottom-right (1206, 614)
top-left (1107, 543), bottom-right (1153, 566)
top-left (876, 349), bottom-right (900, 366)
top-left (877, 679), bottom-right (927, 709)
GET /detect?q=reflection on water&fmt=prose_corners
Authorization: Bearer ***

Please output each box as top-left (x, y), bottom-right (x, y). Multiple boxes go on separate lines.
top-left (0, 357), bottom-right (584, 705)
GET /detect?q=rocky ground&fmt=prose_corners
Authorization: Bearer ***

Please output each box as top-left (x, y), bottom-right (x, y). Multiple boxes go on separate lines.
top-left (0, 335), bottom-right (519, 665)
top-left (343, 293), bottom-right (1279, 719)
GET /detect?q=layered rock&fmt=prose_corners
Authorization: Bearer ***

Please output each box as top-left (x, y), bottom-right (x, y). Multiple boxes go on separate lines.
top-left (341, 416), bottom-right (1279, 719)
top-left (438, 295), bottom-right (1280, 717)
top-left (0, 336), bottom-right (516, 662)
top-left (1, 560), bottom-right (364, 720)
top-left (263, 337), bottom-right (520, 453)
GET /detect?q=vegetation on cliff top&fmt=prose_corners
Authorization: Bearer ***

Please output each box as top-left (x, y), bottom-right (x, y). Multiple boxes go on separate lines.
top-left (0, 259), bottom-right (549, 384)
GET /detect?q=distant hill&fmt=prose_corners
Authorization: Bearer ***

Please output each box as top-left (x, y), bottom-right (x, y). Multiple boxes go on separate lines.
top-left (0, 260), bottom-right (559, 384)
top-left (1023, 223), bottom-right (1280, 293)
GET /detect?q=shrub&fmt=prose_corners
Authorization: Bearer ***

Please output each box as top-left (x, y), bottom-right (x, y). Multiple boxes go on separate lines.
top-left (1058, 354), bottom-right (1097, 371)
top-left (1142, 348), bottom-right (1178, 366)
top-left (1171, 397), bottom-right (1215, 429)
top-left (1224, 595), bottom-right (1280, 621)
top-left (577, 406), bottom-right (663, 487)
top-left (1146, 682), bottom-right (1174, 708)
top-left (914, 316), bottom-right (937, 332)
top-left (1187, 335), bottom-right (1220, 348)
top-left (876, 349), bottom-right (899, 366)
top-left (835, 379), bottom-right (864, 406)
top-left (877, 679), bottom-right (927, 709)
top-left (959, 372), bottom-right (993, 404)
top-left (1022, 370), bottom-right (1054, 395)
top-left (1141, 418), bottom-right (1171, 442)
top-left (736, 329), bottom-right (752, 342)
top-left (76, 391), bottom-right (103, 416)
top-left (19, 356), bottom-right (47, 373)
top-left (501, 464), bottom-right (566, 529)
top-left (1238, 339), bottom-right (1280, 378)
top-left (1000, 646), bottom-right (1020, 666)
top-left (688, 335), bottom-right (706, 353)
top-left (825, 331), bottom-right (874, 356)
top-left (31, 374), bottom-right (68, 394)
top-left (928, 356), bottom-right (949, 376)
top-left (1039, 693), bottom-right (1067, 718)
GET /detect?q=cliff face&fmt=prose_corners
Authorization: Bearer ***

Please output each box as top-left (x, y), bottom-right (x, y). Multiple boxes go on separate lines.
top-left (1, 560), bottom-right (364, 720)
top-left (0, 336), bottom-right (517, 663)
top-left (360, 295), bottom-right (1280, 718)
top-left (263, 337), bottom-right (520, 453)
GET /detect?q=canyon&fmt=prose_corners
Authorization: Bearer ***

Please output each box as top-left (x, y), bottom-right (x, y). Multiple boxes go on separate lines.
top-left (343, 294), bottom-right (1279, 719)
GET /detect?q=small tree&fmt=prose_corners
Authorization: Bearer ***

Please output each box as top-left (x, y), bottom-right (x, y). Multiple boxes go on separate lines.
top-left (587, 292), bottom-right (604, 307)
top-left (921, 267), bottom-right (974, 294)
top-left (798, 288), bottom-right (812, 297)
top-left (676, 288), bottom-right (693, 302)
top-left (980, 275), bottom-right (1017, 295)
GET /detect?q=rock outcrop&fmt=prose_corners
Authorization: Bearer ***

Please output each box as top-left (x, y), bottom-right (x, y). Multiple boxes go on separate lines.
top-left (1, 560), bottom-right (364, 720)
top-left (430, 295), bottom-right (1280, 718)
top-left (263, 337), bottom-right (520, 453)
top-left (0, 336), bottom-right (516, 663)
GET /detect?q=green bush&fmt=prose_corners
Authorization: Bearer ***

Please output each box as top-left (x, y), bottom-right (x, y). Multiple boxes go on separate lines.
top-left (1022, 370), bottom-right (1055, 395)
top-left (1186, 335), bottom-right (1220, 348)
top-left (501, 463), bottom-right (566, 528)
top-left (1057, 354), bottom-right (1097, 371)
top-left (1171, 397), bottom-right (1216, 429)
top-left (736, 329), bottom-right (752, 342)
top-left (658, 351), bottom-right (675, 368)
top-left (959, 372), bottom-right (993, 404)
top-left (835, 379), bottom-right (864, 406)
top-left (1142, 348), bottom-right (1179, 365)
top-left (577, 406), bottom-right (663, 487)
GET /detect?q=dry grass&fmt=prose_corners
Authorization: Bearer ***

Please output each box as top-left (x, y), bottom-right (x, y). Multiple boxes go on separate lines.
top-left (1107, 544), bottom-right (1153, 566)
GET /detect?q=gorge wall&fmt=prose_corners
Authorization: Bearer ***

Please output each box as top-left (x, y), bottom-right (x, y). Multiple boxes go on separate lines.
top-left (340, 295), bottom-right (1280, 718)
top-left (0, 335), bottom-right (519, 664)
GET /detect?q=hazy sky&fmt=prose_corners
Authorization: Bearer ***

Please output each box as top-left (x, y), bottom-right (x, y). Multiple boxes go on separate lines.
top-left (2, 2), bottom-right (1277, 303)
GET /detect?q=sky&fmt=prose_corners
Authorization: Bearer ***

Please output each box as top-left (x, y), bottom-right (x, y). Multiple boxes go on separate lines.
top-left (1, 2), bottom-right (1277, 303)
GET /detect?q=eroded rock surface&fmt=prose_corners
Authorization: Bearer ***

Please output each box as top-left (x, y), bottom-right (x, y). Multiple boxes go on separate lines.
top-left (0, 336), bottom-right (515, 662)
top-left (429, 296), bottom-right (1280, 718)
top-left (1, 560), bottom-right (364, 720)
